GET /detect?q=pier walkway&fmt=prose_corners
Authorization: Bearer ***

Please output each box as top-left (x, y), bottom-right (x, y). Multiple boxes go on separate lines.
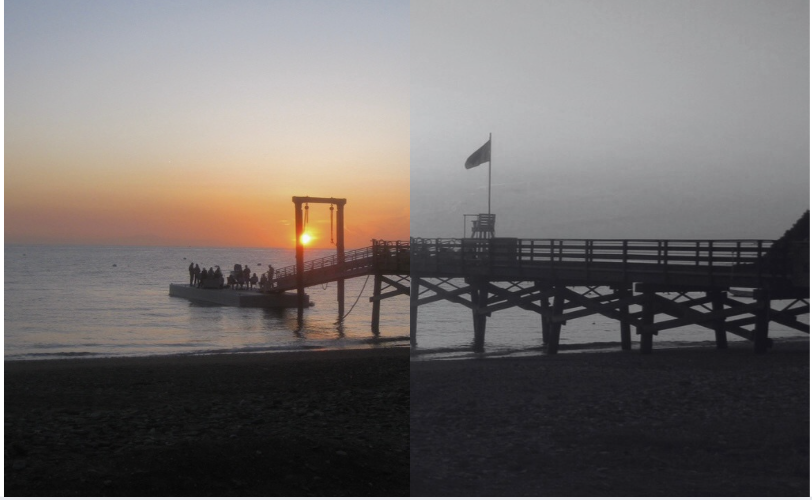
top-left (268, 240), bottom-right (409, 332)
top-left (410, 237), bottom-right (809, 354)
top-left (268, 240), bottom-right (409, 292)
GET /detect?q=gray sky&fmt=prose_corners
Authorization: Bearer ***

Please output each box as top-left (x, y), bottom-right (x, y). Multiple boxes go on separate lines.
top-left (410, 0), bottom-right (809, 240)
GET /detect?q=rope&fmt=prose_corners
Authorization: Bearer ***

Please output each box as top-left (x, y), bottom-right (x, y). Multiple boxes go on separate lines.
top-left (338, 273), bottom-right (371, 322)
top-left (330, 205), bottom-right (334, 244)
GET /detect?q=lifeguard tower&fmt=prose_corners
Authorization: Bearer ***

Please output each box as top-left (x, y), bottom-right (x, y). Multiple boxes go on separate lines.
top-left (465, 213), bottom-right (496, 239)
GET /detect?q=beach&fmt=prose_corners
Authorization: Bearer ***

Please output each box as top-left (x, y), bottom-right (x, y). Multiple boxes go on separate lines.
top-left (411, 339), bottom-right (810, 497)
top-left (5, 347), bottom-right (409, 496)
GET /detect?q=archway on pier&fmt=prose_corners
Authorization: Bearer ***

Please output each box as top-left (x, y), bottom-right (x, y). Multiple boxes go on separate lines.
top-left (292, 196), bottom-right (347, 315)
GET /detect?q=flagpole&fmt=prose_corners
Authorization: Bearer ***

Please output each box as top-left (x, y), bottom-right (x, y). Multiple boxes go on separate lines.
top-left (488, 132), bottom-right (492, 216)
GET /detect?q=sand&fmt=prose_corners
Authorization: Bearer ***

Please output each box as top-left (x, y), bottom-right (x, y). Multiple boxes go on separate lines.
top-left (411, 339), bottom-right (809, 497)
top-left (5, 347), bottom-right (409, 497)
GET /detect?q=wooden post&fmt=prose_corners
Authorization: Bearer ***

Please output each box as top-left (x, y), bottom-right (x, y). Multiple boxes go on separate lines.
top-left (471, 281), bottom-right (488, 353)
top-left (336, 203), bottom-right (345, 319)
top-left (410, 278), bottom-right (419, 347)
top-left (639, 292), bottom-right (654, 354)
top-left (540, 294), bottom-right (551, 346)
top-left (709, 290), bottom-right (728, 349)
top-left (618, 287), bottom-right (632, 351)
top-left (371, 273), bottom-right (382, 334)
top-left (545, 289), bottom-right (564, 355)
top-left (753, 288), bottom-right (771, 354)
top-left (294, 200), bottom-right (305, 316)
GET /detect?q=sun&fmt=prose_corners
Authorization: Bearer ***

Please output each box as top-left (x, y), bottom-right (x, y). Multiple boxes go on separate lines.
top-left (300, 233), bottom-right (312, 245)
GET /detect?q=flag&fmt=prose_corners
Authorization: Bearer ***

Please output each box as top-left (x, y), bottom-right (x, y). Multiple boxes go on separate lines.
top-left (465, 139), bottom-right (491, 169)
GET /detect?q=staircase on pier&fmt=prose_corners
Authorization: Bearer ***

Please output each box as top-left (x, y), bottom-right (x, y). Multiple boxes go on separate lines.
top-left (266, 240), bottom-right (410, 292)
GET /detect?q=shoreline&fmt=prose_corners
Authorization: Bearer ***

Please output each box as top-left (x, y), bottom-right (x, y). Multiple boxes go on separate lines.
top-left (5, 343), bottom-right (409, 367)
top-left (411, 339), bottom-right (809, 496)
top-left (410, 335), bottom-right (809, 361)
top-left (4, 337), bottom-right (410, 363)
top-left (5, 347), bottom-right (409, 496)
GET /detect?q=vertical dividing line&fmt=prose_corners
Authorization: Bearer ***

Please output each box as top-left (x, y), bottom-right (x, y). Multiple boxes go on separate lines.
top-left (488, 132), bottom-right (492, 217)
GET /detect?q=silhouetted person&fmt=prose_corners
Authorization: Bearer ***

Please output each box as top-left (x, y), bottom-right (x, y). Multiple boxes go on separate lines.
top-left (250, 273), bottom-right (258, 289)
top-left (259, 273), bottom-right (268, 289)
top-left (267, 264), bottom-right (275, 286)
top-left (188, 262), bottom-right (195, 286)
top-left (200, 267), bottom-right (208, 287)
top-left (194, 264), bottom-right (201, 286)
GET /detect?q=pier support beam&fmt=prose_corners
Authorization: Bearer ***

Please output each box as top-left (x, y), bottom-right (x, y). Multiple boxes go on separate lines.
top-left (540, 295), bottom-right (551, 346)
top-left (709, 290), bottom-right (728, 350)
top-left (471, 280), bottom-right (489, 353)
top-left (753, 289), bottom-right (771, 354)
top-left (639, 292), bottom-right (655, 354)
top-left (545, 290), bottom-right (565, 355)
top-left (295, 200), bottom-right (305, 317)
top-left (371, 274), bottom-right (382, 334)
top-left (410, 278), bottom-right (420, 347)
top-left (617, 287), bottom-right (633, 351)
top-left (336, 203), bottom-right (345, 319)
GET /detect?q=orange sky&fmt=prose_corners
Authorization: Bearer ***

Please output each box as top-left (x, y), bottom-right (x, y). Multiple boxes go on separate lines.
top-left (5, 1), bottom-right (409, 250)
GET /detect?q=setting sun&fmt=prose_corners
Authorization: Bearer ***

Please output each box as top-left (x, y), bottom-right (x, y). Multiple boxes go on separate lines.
top-left (300, 233), bottom-right (313, 245)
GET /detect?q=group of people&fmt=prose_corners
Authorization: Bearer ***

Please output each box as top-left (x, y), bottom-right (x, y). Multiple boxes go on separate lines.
top-left (187, 262), bottom-right (276, 290)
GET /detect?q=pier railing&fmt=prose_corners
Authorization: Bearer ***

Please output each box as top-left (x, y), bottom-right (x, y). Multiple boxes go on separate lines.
top-left (269, 240), bottom-right (410, 291)
top-left (410, 237), bottom-right (794, 287)
top-left (372, 239), bottom-right (410, 273)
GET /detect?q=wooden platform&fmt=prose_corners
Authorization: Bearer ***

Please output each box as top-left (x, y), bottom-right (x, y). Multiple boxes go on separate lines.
top-left (169, 284), bottom-right (308, 308)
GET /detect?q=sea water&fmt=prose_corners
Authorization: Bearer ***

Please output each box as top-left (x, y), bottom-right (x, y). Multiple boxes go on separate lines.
top-left (4, 244), bottom-right (408, 360)
top-left (412, 279), bottom-right (809, 360)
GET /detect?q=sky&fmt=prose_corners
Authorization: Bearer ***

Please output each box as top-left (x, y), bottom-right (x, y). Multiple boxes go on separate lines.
top-left (5, 0), bottom-right (410, 249)
top-left (411, 0), bottom-right (809, 240)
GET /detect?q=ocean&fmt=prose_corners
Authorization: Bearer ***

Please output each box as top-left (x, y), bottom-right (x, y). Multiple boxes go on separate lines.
top-left (4, 244), bottom-right (409, 360)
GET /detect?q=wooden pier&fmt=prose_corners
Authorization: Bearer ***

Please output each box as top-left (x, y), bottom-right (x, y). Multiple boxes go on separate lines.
top-left (410, 237), bottom-right (809, 354)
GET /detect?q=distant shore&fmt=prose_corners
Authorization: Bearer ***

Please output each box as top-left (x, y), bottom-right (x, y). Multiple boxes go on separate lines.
top-left (5, 347), bottom-right (409, 496)
top-left (411, 339), bottom-right (809, 496)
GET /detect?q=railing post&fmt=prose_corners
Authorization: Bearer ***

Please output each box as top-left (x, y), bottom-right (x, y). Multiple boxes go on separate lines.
top-left (622, 240), bottom-right (628, 281)
top-left (550, 240), bottom-right (557, 280)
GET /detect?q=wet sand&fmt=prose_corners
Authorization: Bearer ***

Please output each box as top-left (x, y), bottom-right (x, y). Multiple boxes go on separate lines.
top-left (5, 347), bottom-right (409, 496)
top-left (411, 339), bottom-right (809, 497)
